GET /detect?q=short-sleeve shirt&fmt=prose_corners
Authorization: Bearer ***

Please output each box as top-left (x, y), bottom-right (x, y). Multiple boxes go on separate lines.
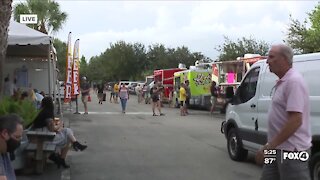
top-left (179, 87), bottom-right (187, 101)
top-left (119, 87), bottom-right (128, 99)
top-left (114, 84), bottom-right (119, 93)
top-left (0, 153), bottom-right (16, 180)
top-left (80, 82), bottom-right (90, 96)
top-left (267, 68), bottom-right (311, 151)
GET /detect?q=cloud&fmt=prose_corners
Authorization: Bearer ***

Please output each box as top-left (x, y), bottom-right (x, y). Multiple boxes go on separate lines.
top-left (53, 1), bottom-right (318, 61)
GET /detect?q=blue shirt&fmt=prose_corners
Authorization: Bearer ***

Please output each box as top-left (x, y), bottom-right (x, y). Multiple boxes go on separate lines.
top-left (0, 153), bottom-right (16, 180)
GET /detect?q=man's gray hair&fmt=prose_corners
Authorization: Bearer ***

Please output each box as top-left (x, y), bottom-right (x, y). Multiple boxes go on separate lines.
top-left (0, 114), bottom-right (23, 134)
top-left (274, 44), bottom-right (294, 65)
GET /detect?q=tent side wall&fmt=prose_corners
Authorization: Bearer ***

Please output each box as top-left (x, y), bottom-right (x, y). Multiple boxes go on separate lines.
top-left (4, 57), bottom-right (53, 94)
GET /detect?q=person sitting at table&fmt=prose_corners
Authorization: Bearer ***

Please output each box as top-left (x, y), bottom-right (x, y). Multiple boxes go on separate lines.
top-left (31, 97), bottom-right (87, 168)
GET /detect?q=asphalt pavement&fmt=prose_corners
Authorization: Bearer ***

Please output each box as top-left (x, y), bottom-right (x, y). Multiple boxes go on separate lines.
top-left (63, 92), bottom-right (262, 180)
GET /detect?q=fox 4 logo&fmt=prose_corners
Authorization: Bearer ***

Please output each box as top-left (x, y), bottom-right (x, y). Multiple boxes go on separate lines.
top-left (283, 151), bottom-right (309, 162)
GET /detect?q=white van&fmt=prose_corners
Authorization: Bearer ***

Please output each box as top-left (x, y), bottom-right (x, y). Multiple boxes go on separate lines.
top-left (221, 52), bottom-right (320, 179)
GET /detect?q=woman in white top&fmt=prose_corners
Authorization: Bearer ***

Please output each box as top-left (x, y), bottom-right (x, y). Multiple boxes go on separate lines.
top-left (119, 84), bottom-right (129, 113)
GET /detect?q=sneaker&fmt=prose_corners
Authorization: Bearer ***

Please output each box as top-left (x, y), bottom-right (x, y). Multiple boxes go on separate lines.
top-left (159, 113), bottom-right (165, 116)
top-left (153, 113), bottom-right (158, 116)
top-left (84, 112), bottom-right (88, 115)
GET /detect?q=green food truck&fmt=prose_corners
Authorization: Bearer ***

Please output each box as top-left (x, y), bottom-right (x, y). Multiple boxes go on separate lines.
top-left (174, 65), bottom-right (212, 109)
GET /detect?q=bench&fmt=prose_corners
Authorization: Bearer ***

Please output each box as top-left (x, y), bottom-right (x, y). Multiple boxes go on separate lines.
top-left (25, 130), bottom-right (56, 174)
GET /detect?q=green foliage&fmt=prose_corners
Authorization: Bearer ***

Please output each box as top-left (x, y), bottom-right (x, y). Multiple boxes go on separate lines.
top-left (85, 41), bottom-right (211, 82)
top-left (13, 0), bottom-right (67, 34)
top-left (285, 3), bottom-right (320, 54)
top-left (53, 38), bottom-right (67, 80)
top-left (80, 55), bottom-right (88, 78)
top-left (215, 36), bottom-right (270, 61)
top-left (0, 98), bottom-right (39, 128)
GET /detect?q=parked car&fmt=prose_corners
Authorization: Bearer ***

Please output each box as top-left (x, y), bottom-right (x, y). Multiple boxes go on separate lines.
top-left (119, 81), bottom-right (130, 87)
top-left (221, 52), bottom-right (320, 180)
top-left (128, 82), bottom-right (138, 94)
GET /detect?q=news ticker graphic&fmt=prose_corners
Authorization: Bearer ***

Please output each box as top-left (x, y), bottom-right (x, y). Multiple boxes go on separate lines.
top-left (263, 149), bottom-right (309, 165)
top-left (263, 149), bottom-right (276, 165)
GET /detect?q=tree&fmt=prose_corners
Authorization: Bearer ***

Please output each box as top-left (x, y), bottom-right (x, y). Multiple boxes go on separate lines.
top-left (0, 0), bottom-right (13, 97)
top-left (285, 3), bottom-right (320, 53)
top-left (13, 0), bottom-right (67, 34)
top-left (53, 38), bottom-right (67, 80)
top-left (79, 55), bottom-right (88, 78)
top-left (85, 41), bottom-right (212, 82)
top-left (215, 36), bottom-right (269, 61)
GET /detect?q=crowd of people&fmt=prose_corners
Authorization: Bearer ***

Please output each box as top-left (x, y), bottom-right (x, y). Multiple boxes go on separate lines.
top-left (88, 78), bottom-right (222, 117)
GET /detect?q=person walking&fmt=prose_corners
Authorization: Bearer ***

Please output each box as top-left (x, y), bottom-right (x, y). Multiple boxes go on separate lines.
top-left (255, 44), bottom-right (311, 180)
top-left (113, 82), bottom-right (120, 104)
top-left (109, 82), bottom-right (115, 103)
top-left (210, 81), bottom-right (219, 114)
top-left (97, 84), bottom-right (104, 104)
top-left (135, 84), bottom-right (141, 103)
top-left (184, 80), bottom-right (191, 114)
top-left (80, 77), bottom-right (90, 114)
top-left (119, 84), bottom-right (129, 113)
top-left (151, 84), bottom-right (165, 116)
top-left (179, 83), bottom-right (187, 116)
top-left (0, 114), bottom-right (23, 180)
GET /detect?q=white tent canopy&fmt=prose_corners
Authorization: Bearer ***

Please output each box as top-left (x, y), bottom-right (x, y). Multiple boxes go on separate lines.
top-left (8, 21), bottom-right (51, 45)
top-left (7, 21), bottom-right (51, 58)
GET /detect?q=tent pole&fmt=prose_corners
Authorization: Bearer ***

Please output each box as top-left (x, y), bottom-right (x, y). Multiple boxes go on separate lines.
top-left (48, 44), bottom-right (52, 98)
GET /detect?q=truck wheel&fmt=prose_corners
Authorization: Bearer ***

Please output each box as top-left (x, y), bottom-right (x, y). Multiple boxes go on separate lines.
top-left (227, 128), bottom-right (248, 161)
top-left (310, 152), bottom-right (320, 180)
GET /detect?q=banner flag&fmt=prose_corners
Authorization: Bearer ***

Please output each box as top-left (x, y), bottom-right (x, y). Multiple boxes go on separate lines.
top-left (64, 32), bottom-right (73, 103)
top-left (72, 39), bottom-right (80, 96)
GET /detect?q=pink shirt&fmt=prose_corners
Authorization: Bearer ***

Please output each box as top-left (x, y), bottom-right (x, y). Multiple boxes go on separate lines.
top-left (268, 68), bottom-right (311, 151)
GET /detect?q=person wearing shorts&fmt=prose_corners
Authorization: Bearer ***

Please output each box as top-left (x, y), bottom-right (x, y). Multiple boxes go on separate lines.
top-left (179, 83), bottom-right (187, 116)
top-left (110, 83), bottom-right (115, 103)
top-left (151, 84), bottom-right (164, 116)
top-left (80, 77), bottom-right (90, 114)
top-left (113, 83), bottom-right (119, 103)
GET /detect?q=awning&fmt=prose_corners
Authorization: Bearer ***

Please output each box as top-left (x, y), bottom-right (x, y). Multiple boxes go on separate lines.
top-left (7, 21), bottom-right (51, 58)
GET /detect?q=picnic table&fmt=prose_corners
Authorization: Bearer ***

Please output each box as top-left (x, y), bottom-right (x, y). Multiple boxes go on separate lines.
top-left (26, 130), bottom-right (56, 174)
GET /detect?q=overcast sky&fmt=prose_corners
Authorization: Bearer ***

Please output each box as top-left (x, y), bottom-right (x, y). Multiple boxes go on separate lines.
top-left (13, 1), bottom-right (319, 61)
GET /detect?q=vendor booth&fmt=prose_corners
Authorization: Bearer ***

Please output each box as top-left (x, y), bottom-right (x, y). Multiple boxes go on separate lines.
top-left (5, 21), bottom-right (58, 99)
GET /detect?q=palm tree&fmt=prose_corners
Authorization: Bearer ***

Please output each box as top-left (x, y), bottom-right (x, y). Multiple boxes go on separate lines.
top-left (0, 0), bottom-right (13, 97)
top-left (13, 0), bottom-right (67, 35)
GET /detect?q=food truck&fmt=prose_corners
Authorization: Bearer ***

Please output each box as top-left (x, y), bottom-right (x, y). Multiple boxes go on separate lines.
top-left (153, 66), bottom-right (186, 102)
top-left (174, 61), bottom-right (212, 109)
top-left (212, 54), bottom-right (267, 112)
